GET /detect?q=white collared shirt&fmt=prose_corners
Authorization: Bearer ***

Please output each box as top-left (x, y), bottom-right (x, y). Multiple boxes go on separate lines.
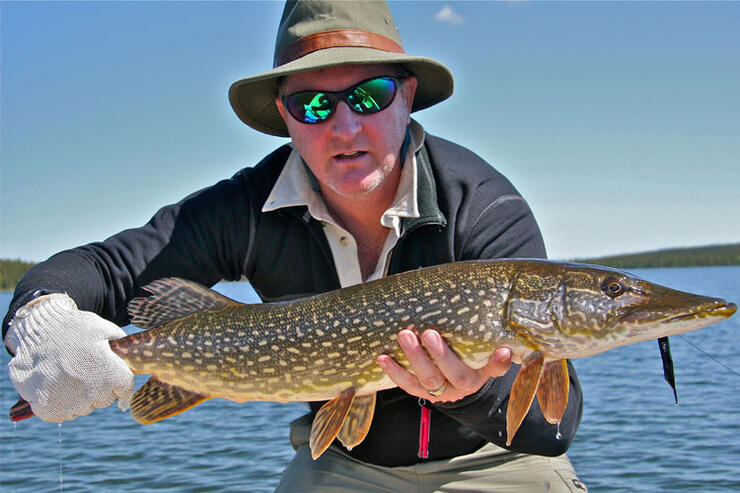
top-left (262, 120), bottom-right (425, 287)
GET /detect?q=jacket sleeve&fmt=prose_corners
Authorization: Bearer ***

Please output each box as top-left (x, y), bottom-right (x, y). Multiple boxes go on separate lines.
top-left (436, 182), bottom-right (584, 456)
top-left (3, 171), bottom-right (256, 344)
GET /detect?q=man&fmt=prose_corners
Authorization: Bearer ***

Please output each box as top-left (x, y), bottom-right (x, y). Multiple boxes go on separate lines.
top-left (4, 1), bottom-right (586, 491)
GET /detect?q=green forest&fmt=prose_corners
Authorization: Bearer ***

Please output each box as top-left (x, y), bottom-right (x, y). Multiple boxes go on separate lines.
top-left (2, 243), bottom-right (738, 290)
top-left (0, 259), bottom-right (35, 291)
top-left (576, 243), bottom-right (740, 269)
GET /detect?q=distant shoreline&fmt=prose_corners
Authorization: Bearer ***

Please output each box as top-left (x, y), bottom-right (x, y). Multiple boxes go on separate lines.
top-left (574, 243), bottom-right (740, 269)
top-left (2, 243), bottom-right (738, 291)
top-left (0, 259), bottom-right (35, 292)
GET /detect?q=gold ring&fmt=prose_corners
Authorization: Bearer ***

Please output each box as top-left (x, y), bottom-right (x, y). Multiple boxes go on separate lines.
top-left (428, 381), bottom-right (448, 397)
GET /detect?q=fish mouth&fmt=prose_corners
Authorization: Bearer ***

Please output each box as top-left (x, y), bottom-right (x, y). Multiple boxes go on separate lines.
top-left (666, 301), bottom-right (737, 323)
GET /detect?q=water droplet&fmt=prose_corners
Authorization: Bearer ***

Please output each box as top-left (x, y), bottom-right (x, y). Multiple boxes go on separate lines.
top-left (58, 423), bottom-right (64, 492)
top-left (555, 422), bottom-right (563, 440)
top-left (497, 430), bottom-right (503, 437)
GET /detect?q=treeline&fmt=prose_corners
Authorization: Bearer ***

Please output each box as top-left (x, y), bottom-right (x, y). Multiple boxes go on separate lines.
top-left (2, 244), bottom-right (739, 290)
top-left (577, 243), bottom-right (740, 269)
top-left (0, 259), bottom-right (36, 291)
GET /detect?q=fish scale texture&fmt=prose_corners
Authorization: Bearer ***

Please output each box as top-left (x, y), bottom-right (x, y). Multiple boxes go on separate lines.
top-left (110, 258), bottom-right (734, 435)
top-left (115, 261), bottom-right (516, 403)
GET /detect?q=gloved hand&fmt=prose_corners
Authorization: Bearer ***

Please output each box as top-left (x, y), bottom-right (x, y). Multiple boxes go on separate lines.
top-left (4, 293), bottom-right (134, 423)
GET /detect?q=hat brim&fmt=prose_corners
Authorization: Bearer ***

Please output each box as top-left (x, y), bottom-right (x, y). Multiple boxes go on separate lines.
top-left (228, 47), bottom-right (454, 137)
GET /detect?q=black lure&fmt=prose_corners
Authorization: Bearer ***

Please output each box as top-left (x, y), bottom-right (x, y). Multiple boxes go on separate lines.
top-left (658, 337), bottom-right (678, 404)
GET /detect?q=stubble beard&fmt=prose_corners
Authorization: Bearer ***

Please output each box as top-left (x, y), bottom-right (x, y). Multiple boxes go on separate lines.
top-left (327, 157), bottom-right (398, 199)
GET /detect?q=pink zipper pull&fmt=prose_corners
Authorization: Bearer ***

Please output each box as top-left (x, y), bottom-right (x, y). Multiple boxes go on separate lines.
top-left (418, 398), bottom-right (431, 459)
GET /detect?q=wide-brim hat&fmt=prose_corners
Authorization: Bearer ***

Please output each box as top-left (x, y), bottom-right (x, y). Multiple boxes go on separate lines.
top-left (229, 0), bottom-right (454, 137)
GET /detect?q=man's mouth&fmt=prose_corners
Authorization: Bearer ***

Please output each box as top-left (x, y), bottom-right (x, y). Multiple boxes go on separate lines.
top-left (335, 151), bottom-right (365, 160)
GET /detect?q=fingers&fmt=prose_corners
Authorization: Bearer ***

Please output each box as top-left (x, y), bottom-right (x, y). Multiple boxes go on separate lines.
top-left (110, 350), bottom-right (135, 410)
top-left (79, 311), bottom-right (128, 340)
top-left (376, 329), bottom-right (445, 398)
top-left (398, 330), bottom-right (447, 392)
top-left (378, 328), bottom-right (511, 403)
top-left (377, 354), bottom-right (433, 398)
top-left (419, 330), bottom-right (488, 394)
top-left (482, 346), bottom-right (513, 379)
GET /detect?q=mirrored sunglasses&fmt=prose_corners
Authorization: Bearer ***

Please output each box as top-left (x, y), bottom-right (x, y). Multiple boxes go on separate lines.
top-left (283, 76), bottom-right (403, 124)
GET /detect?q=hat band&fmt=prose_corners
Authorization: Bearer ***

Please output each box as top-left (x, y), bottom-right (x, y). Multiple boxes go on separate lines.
top-left (274, 29), bottom-right (404, 67)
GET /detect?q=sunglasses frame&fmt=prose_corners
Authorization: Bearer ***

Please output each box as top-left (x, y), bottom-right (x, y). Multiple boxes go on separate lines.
top-left (282, 76), bottom-right (405, 124)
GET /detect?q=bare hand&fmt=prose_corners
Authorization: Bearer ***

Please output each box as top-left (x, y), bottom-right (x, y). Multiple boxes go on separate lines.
top-left (377, 328), bottom-right (512, 403)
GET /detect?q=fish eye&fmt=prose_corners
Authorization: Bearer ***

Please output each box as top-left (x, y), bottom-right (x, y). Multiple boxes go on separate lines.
top-left (602, 277), bottom-right (625, 298)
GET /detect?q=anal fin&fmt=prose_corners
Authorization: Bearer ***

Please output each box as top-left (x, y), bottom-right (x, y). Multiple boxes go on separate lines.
top-left (537, 359), bottom-right (570, 425)
top-left (130, 376), bottom-right (210, 424)
top-left (309, 388), bottom-right (356, 460)
top-left (506, 351), bottom-right (545, 446)
top-left (337, 393), bottom-right (376, 451)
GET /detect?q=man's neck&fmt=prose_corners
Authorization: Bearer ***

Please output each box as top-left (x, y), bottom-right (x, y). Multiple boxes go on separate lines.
top-left (320, 164), bottom-right (401, 280)
top-left (320, 165), bottom-right (400, 235)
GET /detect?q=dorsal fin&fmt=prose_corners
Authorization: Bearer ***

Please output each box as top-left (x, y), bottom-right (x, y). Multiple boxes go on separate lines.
top-left (128, 277), bottom-right (239, 329)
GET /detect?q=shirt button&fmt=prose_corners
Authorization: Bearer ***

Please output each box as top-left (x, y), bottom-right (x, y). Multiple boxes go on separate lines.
top-left (340, 236), bottom-right (350, 246)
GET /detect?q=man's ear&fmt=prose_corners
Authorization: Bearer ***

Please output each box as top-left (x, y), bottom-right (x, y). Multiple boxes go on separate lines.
top-left (275, 97), bottom-right (288, 122)
top-left (401, 76), bottom-right (418, 113)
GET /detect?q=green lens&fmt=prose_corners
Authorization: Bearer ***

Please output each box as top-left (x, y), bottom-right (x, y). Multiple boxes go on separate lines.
top-left (287, 92), bottom-right (335, 123)
top-left (301, 93), bottom-right (334, 123)
top-left (284, 77), bottom-right (399, 124)
top-left (347, 78), bottom-right (396, 114)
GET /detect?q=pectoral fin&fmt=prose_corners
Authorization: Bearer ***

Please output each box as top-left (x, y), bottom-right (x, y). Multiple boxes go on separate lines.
top-left (130, 376), bottom-right (210, 425)
top-left (506, 351), bottom-right (544, 446)
top-left (537, 359), bottom-right (570, 425)
top-left (309, 388), bottom-right (356, 460)
top-left (337, 393), bottom-right (376, 451)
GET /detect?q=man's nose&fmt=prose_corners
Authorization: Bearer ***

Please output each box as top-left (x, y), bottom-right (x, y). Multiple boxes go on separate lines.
top-left (330, 101), bottom-right (362, 138)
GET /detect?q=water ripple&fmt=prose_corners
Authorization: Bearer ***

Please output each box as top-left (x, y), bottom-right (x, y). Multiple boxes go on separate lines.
top-left (2, 266), bottom-right (739, 491)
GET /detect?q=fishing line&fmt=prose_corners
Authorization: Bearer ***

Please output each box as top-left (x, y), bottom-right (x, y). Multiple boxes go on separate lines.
top-left (678, 335), bottom-right (740, 378)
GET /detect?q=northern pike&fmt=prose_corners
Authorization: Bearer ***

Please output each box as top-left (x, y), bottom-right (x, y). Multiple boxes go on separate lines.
top-left (9, 259), bottom-right (736, 459)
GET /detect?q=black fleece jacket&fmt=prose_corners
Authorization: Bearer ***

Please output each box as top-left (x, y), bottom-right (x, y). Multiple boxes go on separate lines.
top-left (4, 133), bottom-right (582, 467)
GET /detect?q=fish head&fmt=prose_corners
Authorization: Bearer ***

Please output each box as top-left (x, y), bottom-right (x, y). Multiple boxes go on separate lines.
top-left (504, 261), bottom-right (736, 359)
top-left (598, 273), bottom-right (736, 346)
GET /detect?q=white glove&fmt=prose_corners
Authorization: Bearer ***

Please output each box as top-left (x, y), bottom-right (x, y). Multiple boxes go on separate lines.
top-left (4, 293), bottom-right (134, 423)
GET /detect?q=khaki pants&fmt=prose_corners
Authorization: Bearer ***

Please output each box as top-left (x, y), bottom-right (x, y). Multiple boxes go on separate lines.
top-left (275, 414), bottom-right (587, 493)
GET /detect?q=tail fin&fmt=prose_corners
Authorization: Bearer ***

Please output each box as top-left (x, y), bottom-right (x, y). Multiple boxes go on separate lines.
top-left (9, 398), bottom-right (34, 421)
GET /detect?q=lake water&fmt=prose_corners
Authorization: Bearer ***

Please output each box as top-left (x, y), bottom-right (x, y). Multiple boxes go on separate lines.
top-left (1, 266), bottom-right (738, 492)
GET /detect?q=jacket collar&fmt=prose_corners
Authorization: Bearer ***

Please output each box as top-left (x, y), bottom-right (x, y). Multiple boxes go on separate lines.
top-left (402, 129), bottom-right (446, 233)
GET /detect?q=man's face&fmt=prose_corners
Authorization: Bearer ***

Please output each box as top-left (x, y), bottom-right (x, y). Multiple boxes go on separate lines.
top-left (276, 64), bottom-right (417, 198)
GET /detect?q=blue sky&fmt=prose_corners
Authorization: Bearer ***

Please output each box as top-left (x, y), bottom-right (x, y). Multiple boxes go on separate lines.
top-left (2, 1), bottom-right (738, 262)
